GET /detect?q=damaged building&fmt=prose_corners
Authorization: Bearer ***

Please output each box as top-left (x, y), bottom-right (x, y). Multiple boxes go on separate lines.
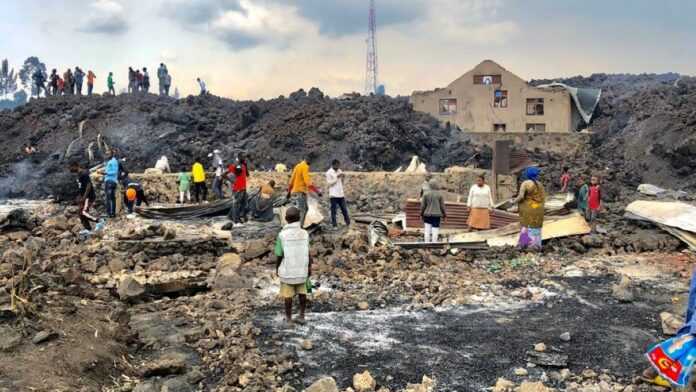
top-left (410, 60), bottom-right (601, 133)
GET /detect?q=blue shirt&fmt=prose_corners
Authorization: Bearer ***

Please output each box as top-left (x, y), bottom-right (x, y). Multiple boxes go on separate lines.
top-left (104, 158), bottom-right (119, 183)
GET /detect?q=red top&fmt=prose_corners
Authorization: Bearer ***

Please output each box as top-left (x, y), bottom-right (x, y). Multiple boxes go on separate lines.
top-left (228, 163), bottom-right (248, 192)
top-left (561, 173), bottom-right (570, 187)
top-left (588, 185), bottom-right (601, 210)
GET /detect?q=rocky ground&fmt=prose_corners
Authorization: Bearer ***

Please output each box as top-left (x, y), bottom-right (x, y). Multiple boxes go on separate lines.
top-left (0, 195), bottom-right (694, 392)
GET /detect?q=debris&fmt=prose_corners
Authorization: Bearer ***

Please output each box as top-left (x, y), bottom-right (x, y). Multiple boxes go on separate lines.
top-left (301, 339), bottom-right (314, 351)
top-left (559, 332), bottom-right (571, 342)
top-left (32, 330), bottom-right (58, 345)
top-left (611, 276), bottom-right (634, 303)
top-left (306, 377), bottom-right (339, 392)
top-left (519, 381), bottom-right (551, 392)
top-left (493, 378), bottom-right (516, 392)
top-left (625, 200), bottom-right (696, 233)
top-left (353, 370), bottom-right (376, 392)
top-left (405, 199), bottom-right (518, 230)
top-left (534, 343), bottom-right (547, 352)
top-left (117, 276), bottom-right (146, 301)
top-left (526, 350), bottom-right (569, 367)
top-left (514, 368), bottom-right (529, 376)
top-left (660, 312), bottom-right (684, 336)
top-left (404, 156), bottom-right (428, 174)
top-left (368, 220), bottom-right (391, 247)
top-left (210, 253), bottom-right (245, 290)
top-left (403, 375), bottom-right (436, 392)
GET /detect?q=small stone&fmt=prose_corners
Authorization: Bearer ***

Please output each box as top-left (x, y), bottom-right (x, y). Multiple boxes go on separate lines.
top-left (560, 369), bottom-right (572, 380)
top-left (163, 228), bottom-right (177, 240)
top-left (492, 378), bottom-right (515, 392)
top-left (117, 276), bottom-right (145, 301)
top-left (560, 332), bottom-right (571, 342)
top-left (353, 370), bottom-right (376, 392)
top-left (514, 368), bottom-right (529, 376)
top-left (357, 302), bottom-right (369, 311)
top-left (534, 343), bottom-right (547, 352)
top-left (582, 369), bottom-right (598, 379)
top-left (660, 312), bottom-right (683, 336)
top-left (109, 258), bottom-right (128, 273)
top-left (301, 339), bottom-right (314, 350)
top-left (305, 377), bottom-right (339, 392)
top-left (32, 330), bottom-right (58, 345)
top-left (519, 381), bottom-right (551, 392)
top-left (238, 372), bottom-right (252, 387)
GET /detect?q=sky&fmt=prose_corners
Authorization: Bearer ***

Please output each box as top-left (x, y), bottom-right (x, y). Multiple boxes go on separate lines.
top-left (1, 0), bottom-right (695, 99)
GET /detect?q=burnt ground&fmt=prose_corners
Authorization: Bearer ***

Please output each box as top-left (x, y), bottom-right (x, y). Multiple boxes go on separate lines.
top-left (255, 275), bottom-right (670, 391)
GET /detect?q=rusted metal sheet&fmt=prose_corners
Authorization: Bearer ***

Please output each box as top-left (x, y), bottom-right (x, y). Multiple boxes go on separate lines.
top-left (404, 199), bottom-right (519, 230)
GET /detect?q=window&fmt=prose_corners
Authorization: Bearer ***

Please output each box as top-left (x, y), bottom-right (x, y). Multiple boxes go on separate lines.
top-left (474, 74), bottom-right (502, 85)
top-left (439, 98), bottom-right (457, 115)
top-left (526, 98), bottom-right (544, 115)
top-left (494, 90), bottom-right (508, 108)
top-left (526, 123), bottom-right (546, 132)
top-left (493, 123), bottom-right (506, 132)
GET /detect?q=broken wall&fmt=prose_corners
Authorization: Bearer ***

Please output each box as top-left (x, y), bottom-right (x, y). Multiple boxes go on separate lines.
top-left (457, 131), bottom-right (590, 156)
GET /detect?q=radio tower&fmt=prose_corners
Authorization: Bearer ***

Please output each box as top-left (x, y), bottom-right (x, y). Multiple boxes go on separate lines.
top-left (365, 0), bottom-right (378, 95)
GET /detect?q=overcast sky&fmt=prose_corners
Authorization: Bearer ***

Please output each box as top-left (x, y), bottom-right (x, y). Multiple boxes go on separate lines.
top-left (2, 0), bottom-right (694, 99)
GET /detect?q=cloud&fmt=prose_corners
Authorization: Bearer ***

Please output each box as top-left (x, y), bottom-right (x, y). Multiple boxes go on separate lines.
top-left (78, 0), bottom-right (128, 34)
top-left (160, 0), bottom-right (242, 26)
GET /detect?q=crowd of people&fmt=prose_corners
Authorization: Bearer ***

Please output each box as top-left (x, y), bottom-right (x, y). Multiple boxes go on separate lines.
top-left (28, 62), bottom-right (210, 98)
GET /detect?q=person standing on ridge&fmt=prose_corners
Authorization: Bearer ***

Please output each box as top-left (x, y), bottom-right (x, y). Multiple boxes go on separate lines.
top-left (107, 72), bottom-right (115, 95)
top-left (142, 67), bottom-right (150, 93)
top-left (128, 67), bottom-right (135, 94)
top-left (287, 156), bottom-right (322, 228)
top-left (63, 68), bottom-right (73, 95)
top-left (87, 70), bottom-right (96, 96)
top-left (74, 67), bottom-right (85, 95)
top-left (164, 71), bottom-right (172, 96)
top-left (157, 63), bottom-right (167, 95)
top-left (32, 69), bottom-right (46, 97)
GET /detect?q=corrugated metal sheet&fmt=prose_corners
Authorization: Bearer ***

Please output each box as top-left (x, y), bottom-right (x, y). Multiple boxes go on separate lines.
top-left (404, 199), bottom-right (519, 230)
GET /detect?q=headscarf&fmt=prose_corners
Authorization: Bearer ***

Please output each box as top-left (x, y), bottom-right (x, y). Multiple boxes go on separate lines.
top-left (523, 166), bottom-right (541, 181)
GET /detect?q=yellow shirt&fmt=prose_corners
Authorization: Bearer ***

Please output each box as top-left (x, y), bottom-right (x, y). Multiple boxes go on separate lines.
top-left (192, 162), bottom-right (206, 183)
top-left (289, 161), bottom-right (312, 194)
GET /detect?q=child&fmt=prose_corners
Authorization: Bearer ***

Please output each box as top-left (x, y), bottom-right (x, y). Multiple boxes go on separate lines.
top-left (587, 175), bottom-right (601, 224)
top-left (560, 167), bottom-right (571, 193)
top-left (177, 171), bottom-right (191, 204)
top-left (575, 176), bottom-right (589, 217)
top-left (275, 207), bottom-right (312, 324)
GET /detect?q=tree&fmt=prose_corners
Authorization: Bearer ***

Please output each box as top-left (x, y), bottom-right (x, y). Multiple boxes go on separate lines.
top-left (0, 59), bottom-right (18, 99)
top-left (18, 56), bottom-right (47, 94)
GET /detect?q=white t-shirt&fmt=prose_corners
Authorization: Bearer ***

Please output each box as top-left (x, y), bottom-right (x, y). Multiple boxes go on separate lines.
top-left (467, 184), bottom-right (494, 209)
top-left (326, 168), bottom-right (345, 198)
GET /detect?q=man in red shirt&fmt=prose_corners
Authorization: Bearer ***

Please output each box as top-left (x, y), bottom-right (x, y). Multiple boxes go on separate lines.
top-left (587, 175), bottom-right (602, 227)
top-left (227, 153), bottom-right (250, 227)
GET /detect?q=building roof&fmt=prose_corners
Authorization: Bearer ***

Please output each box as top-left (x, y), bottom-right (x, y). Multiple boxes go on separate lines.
top-left (537, 82), bottom-right (602, 124)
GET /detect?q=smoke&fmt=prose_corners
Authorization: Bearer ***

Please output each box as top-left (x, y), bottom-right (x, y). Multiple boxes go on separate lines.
top-left (0, 160), bottom-right (46, 199)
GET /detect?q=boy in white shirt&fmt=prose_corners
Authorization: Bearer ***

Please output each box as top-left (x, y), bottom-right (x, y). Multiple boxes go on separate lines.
top-left (275, 207), bottom-right (312, 323)
top-left (326, 159), bottom-right (350, 228)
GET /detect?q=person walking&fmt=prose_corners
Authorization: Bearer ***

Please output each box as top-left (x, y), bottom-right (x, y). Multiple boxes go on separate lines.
top-left (466, 174), bottom-right (494, 231)
top-left (107, 72), bottom-right (115, 95)
top-left (421, 179), bottom-right (446, 243)
top-left (228, 153), bottom-right (250, 226)
top-left (326, 159), bottom-right (350, 228)
top-left (103, 152), bottom-right (120, 218)
top-left (142, 67), bottom-right (150, 93)
top-left (191, 157), bottom-right (207, 203)
top-left (177, 170), bottom-right (192, 204)
top-left (197, 78), bottom-right (207, 95)
top-left (157, 63), bottom-right (167, 95)
top-left (513, 167), bottom-right (546, 251)
top-left (287, 157), bottom-right (322, 228)
top-left (87, 70), bottom-right (96, 96)
top-left (74, 67), bottom-right (85, 95)
top-left (275, 206), bottom-right (312, 324)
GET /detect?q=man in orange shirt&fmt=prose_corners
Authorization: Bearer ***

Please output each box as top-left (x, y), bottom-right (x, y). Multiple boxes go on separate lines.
top-left (87, 70), bottom-right (96, 96)
top-left (286, 157), bottom-right (322, 227)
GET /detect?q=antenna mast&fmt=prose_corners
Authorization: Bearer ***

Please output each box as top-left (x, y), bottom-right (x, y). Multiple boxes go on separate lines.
top-left (365, 0), bottom-right (378, 95)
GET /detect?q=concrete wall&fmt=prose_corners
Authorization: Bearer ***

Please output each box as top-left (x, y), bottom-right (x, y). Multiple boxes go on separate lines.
top-left (128, 170), bottom-right (516, 208)
top-left (458, 131), bottom-right (591, 156)
top-left (411, 60), bottom-right (573, 133)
